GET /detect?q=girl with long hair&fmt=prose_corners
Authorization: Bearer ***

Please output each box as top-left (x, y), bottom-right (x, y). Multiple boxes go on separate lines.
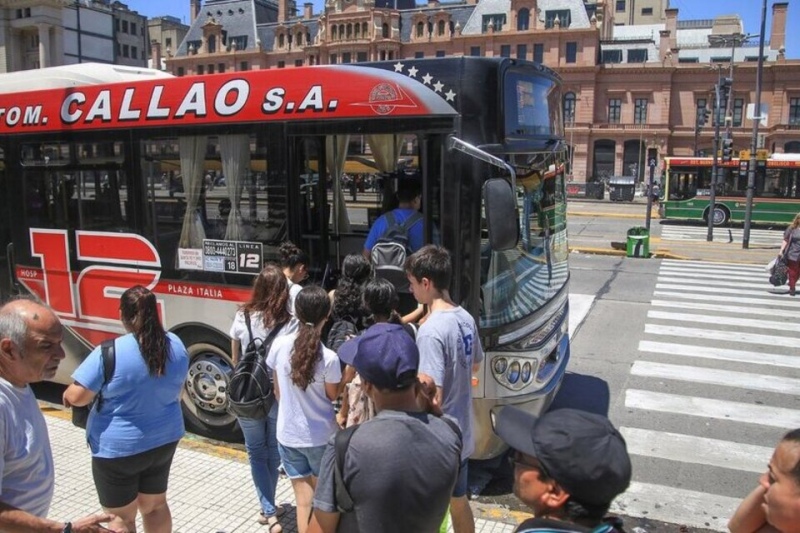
top-left (229, 264), bottom-right (296, 532)
top-left (279, 241), bottom-right (310, 313)
top-left (266, 286), bottom-right (341, 533)
top-left (64, 286), bottom-right (189, 533)
top-left (780, 213), bottom-right (800, 296)
top-left (327, 254), bottom-right (372, 351)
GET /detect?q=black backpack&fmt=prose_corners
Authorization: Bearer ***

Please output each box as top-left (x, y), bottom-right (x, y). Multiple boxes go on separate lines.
top-left (370, 211), bottom-right (423, 291)
top-left (327, 317), bottom-right (360, 353)
top-left (71, 339), bottom-right (116, 429)
top-left (227, 312), bottom-right (287, 420)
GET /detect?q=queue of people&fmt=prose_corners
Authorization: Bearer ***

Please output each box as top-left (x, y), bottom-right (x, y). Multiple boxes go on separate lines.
top-left (2, 235), bottom-right (800, 532)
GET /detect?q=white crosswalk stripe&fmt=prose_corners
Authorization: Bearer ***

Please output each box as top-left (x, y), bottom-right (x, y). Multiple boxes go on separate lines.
top-left (614, 259), bottom-right (799, 531)
top-left (660, 225), bottom-right (783, 247)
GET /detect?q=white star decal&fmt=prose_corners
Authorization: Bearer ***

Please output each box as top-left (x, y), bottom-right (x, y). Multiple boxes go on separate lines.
top-left (408, 66), bottom-right (419, 77)
top-left (433, 81), bottom-right (444, 93)
top-left (422, 73), bottom-right (433, 85)
top-left (444, 89), bottom-right (456, 101)
top-left (393, 61), bottom-right (404, 72)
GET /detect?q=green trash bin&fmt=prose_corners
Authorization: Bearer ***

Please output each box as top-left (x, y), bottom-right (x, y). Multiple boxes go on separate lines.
top-left (626, 227), bottom-right (650, 258)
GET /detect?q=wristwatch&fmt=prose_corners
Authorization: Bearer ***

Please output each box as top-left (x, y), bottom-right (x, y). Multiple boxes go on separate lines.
top-left (62, 522), bottom-right (72, 533)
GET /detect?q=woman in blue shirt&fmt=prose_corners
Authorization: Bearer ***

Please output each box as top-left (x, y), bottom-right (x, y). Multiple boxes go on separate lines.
top-left (64, 285), bottom-right (189, 533)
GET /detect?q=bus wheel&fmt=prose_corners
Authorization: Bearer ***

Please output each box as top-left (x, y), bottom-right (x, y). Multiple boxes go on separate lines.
top-left (705, 205), bottom-right (730, 226)
top-left (178, 329), bottom-right (241, 442)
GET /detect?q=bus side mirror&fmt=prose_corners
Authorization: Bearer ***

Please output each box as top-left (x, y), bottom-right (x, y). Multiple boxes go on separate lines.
top-left (483, 178), bottom-right (519, 251)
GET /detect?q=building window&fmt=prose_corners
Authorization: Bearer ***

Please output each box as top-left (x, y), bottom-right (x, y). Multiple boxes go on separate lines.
top-left (789, 98), bottom-right (800, 125)
top-left (382, 23), bottom-right (389, 38)
top-left (517, 44), bottom-right (527, 59)
top-left (641, 7), bottom-right (653, 15)
top-left (357, 52), bottom-right (368, 62)
top-left (545, 10), bottom-right (571, 29)
top-left (679, 57), bottom-right (699, 63)
top-left (696, 98), bottom-right (707, 123)
top-left (240, 61), bottom-right (249, 71)
top-left (122, 44), bottom-right (129, 58)
top-left (15, 9), bottom-right (21, 18)
top-left (616, 0), bottom-right (626, 12)
top-left (342, 52), bottom-right (351, 63)
top-left (470, 46), bottom-right (481, 57)
top-left (416, 22), bottom-right (424, 37)
top-left (517, 8), bottom-right (530, 31)
top-left (602, 50), bottom-right (622, 63)
top-left (177, 67), bottom-right (185, 76)
top-left (634, 98), bottom-right (648, 124)
top-left (197, 65), bottom-right (204, 74)
top-left (563, 92), bottom-right (576, 123)
top-left (733, 98), bottom-right (744, 127)
top-left (566, 42), bottom-right (577, 63)
top-left (608, 98), bottom-right (621, 124)
top-left (500, 45), bottom-right (511, 58)
top-left (436, 50), bottom-right (446, 57)
top-left (482, 14), bottom-right (506, 32)
top-left (122, 20), bottom-right (128, 33)
top-left (628, 49), bottom-right (647, 63)
top-left (208, 64), bottom-right (215, 74)
top-left (131, 23), bottom-right (137, 35)
top-left (277, 61), bottom-right (285, 68)
top-left (166, 38), bottom-right (172, 48)
top-left (25, 7), bottom-right (30, 17)
top-left (295, 59), bottom-right (303, 67)
top-left (115, 19), bottom-right (120, 32)
top-left (438, 20), bottom-right (446, 36)
top-left (330, 54), bottom-right (337, 64)
top-left (415, 51), bottom-right (424, 58)
top-left (132, 46), bottom-right (138, 59)
top-left (533, 43), bottom-right (544, 63)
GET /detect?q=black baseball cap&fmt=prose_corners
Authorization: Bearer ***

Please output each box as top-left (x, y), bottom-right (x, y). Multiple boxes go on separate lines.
top-left (492, 407), bottom-right (632, 507)
top-left (337, 323), bottom-right (418, 390)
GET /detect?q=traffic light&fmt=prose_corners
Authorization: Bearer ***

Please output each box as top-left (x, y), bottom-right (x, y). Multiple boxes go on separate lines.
top-left (697, 107), bottom-right (710, 128)
top-left (721, 136), bottom-right (734, 163)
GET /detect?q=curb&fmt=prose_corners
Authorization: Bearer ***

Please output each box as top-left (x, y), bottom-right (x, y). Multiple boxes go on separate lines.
top-left (568, 211), bottom-right (660, 220)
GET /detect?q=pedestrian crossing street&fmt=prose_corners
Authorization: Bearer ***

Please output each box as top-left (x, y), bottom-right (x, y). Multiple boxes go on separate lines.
top-left (660, 225), bottom-right (783, 247)
top-left (609, 259), bottom-right (800, 531)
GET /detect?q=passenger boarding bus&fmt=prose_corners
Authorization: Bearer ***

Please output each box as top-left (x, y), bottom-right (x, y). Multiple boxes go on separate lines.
top-left (661, 154), bottom-right (800, 225)
top-left (0, 58), bottom-right (569, 458)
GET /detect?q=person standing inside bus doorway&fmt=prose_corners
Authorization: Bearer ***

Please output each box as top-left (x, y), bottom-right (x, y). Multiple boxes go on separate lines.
top-left (362, 179), bottom-right (424, 259)
top-left (406, 245), bottom-right (484, 533)
top-left (780, 213), bottom-right (800, 296)
top-left (64, 286), bottom-right (189, 533)
top-left (230, 265), bottom-right (297, 532)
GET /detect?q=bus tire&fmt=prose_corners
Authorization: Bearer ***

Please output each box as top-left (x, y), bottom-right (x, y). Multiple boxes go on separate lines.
top-left (176, 327), bottom-right (242, 443)
top-left (705, 205), bottom-right (730, 226)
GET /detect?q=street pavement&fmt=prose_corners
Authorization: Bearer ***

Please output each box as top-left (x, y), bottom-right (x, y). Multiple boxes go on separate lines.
top-left (606, 259), bottom-right (798, 530)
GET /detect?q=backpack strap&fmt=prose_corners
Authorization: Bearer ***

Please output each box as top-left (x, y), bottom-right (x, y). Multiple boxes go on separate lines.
top-left (400, 211), bottom-right (423, 233)
top-left (243, 310), bottom-right (254, 342)
top-left (383, 211), bottom-right (396, 230)
top-left (334, 425), bottom-right (359, 513)
top-left (96, 339), bottom-right (116, 412)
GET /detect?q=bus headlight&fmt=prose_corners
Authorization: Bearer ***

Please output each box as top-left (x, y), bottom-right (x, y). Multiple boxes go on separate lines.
top-left (493, 357), bottom-right (508, 374)
top-left (490, 355), bottom-right (539, 391)
top-left (507, 361), bottom-right (520, 384)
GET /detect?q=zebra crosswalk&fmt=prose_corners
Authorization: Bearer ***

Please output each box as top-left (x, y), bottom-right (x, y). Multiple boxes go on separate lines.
top-left (659, 225), bottom-right (783, 247)
top-left (609, 259), bottom-right (800, 531)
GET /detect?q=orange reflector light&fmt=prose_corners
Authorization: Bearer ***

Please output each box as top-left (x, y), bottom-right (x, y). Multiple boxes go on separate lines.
top-left (471, 376), bottom-right (479, 387)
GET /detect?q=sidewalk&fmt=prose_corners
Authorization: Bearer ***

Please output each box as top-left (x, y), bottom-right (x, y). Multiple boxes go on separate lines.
top-left (43, 408), bottom-right (520, 533)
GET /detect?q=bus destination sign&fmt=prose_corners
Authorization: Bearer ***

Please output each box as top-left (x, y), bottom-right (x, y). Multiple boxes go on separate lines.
top-left (202, 240), bottom-right (263, 275)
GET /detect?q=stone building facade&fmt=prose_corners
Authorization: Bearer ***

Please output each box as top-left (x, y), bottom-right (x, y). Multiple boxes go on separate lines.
top-left (165, 0), bottom-right (800, 184)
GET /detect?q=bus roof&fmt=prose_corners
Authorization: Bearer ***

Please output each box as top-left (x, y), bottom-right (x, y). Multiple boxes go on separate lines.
top-left (0, 64), bottom-right (458, 134)
top-left (0, 63), bottom-right (172, 94)
top-left (770, 153), bottom-right (800, 162)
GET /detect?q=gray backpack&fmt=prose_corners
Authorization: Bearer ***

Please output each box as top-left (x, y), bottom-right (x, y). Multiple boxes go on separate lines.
top-left (370, 211), bottom-right (422, 292)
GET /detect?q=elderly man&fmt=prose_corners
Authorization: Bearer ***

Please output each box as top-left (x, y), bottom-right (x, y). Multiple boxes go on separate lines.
top-left (729, 429), bottom-right (800, 533)
top-left (0, 298), bottom-right (118, 532)
top-left (492, 407), bottom-right (632, 533)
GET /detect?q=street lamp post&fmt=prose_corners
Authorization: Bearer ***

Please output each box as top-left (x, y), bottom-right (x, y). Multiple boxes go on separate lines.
top-left (707, 65), bottom-right (724, 242)
top-left (743, 0), bottom-right (768, 249)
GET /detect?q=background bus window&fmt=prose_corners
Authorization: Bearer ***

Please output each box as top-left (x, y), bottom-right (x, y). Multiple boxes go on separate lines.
top-left (141, 132), bottom-right (287, 278)
top-left (668, 171), bottom-right (698, 200)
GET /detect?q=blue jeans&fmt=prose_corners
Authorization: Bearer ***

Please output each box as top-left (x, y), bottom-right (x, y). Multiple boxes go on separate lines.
top-left (238, 402), bottom-right (281, 516)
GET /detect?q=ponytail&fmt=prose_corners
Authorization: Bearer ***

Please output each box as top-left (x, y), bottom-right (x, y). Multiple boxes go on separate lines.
top-left (120, 286), bottom-right (169, 376)
top-left (290, 286), bottom-right (330, 390)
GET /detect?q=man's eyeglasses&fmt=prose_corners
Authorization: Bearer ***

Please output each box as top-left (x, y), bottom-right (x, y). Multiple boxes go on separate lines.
top-left (508, 451), bottom-right (550, 478)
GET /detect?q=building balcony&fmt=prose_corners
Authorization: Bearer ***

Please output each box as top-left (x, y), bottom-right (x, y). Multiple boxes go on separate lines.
top-left (593, 124), bottom-right (663, 131)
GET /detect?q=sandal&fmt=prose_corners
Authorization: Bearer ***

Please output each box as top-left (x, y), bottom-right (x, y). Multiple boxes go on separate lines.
top-left (266, 515), bottom-right (283, 533)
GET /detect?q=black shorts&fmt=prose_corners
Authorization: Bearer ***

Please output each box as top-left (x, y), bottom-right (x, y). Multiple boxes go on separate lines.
top-left (92, 441), bottom-right (179, 509)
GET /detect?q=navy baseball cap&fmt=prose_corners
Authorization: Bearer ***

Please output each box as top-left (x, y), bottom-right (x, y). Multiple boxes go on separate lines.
top-left (492, 407), bottom-right (632, 507)
top-left (337, 323), bottom-right (419, 390)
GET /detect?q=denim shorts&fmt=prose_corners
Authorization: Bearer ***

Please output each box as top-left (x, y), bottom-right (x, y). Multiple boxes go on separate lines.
top-left (278, 443), bottom-right (327, 479)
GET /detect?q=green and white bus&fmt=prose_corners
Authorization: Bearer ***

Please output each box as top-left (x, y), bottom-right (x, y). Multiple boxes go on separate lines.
top-left (661, 154), bottom-right (800, 225)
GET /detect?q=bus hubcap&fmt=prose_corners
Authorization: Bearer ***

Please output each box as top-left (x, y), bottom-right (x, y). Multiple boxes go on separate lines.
top-left (185, 355), bottom-right (230, 414)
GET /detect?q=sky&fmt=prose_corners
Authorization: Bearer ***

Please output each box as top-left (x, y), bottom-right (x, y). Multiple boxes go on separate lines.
top-left (124, 0), bottom-right (800, 59)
